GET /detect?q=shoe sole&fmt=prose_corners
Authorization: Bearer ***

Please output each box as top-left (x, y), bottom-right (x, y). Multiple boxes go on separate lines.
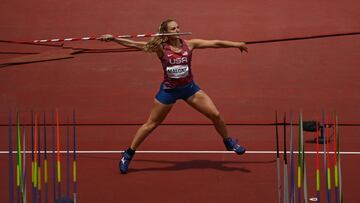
top-left (235, 149), bottom-right (246, 155)
top-left (226, 147), bottom-right (246, 155)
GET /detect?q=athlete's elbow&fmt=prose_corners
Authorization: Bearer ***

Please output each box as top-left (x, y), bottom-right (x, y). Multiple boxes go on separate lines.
top-left (213, 40), bottom-right (232, 48)
top-left (213, 40), bottom-right (224, 48)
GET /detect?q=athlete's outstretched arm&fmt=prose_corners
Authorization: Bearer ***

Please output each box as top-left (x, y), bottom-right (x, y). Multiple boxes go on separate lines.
top-left (187, 39), bottom-right (248, 52)
top-left (99, 34), bottom-right (147, 50)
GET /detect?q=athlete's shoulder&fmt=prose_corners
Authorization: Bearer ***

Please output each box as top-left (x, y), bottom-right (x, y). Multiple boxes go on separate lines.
top-left (184, 39), bottom-right (196, 50)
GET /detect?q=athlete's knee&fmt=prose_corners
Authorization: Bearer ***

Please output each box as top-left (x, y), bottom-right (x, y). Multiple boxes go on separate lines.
top-left (208, 111), bottom-right (222, 123)
top-left (143, 120), bottom-right (161, 131)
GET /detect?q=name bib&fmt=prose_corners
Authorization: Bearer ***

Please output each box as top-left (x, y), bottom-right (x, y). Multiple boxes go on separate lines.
top-left (166, 65), bottom-right (189, 79)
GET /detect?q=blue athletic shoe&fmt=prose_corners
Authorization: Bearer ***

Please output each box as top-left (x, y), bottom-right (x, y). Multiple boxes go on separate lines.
top-left (223, 137), bottom-right (246, 155)
top-left (119, 150), bottom-right (134, 174)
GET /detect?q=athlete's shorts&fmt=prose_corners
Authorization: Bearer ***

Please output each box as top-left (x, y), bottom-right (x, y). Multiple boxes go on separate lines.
top-left (155, 81), bottom-right (201, 105)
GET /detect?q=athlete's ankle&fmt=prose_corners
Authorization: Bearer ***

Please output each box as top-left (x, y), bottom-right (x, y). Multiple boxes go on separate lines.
top-left (125, 147), bottom-right (136, 156)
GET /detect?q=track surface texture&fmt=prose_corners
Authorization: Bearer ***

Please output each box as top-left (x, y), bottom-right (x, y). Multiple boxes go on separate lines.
top-left (1, 0), bottom-right (360, 202)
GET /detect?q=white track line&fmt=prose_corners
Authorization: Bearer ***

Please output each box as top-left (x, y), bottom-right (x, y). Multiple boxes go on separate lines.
top-left (0, 150), bottom-right (360, 155)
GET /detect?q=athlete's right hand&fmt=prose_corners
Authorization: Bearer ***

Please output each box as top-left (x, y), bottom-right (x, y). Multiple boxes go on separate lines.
top-left (99, 34), bottom-right (115, 42)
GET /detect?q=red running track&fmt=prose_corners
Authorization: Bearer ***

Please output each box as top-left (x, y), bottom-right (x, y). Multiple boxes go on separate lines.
top-left (1, 0), bottom-right (360, 202)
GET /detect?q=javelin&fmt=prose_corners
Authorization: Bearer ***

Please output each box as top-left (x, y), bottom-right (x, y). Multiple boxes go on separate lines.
top-left (8, 111), bottom-right (14, 203)
top-left (323, 111), bottom-right (330, 203)
top-left (283, 113), bottom-right (289, 203)
top-left (246, 32), bottom-right (360, 44)
top-left (302, 112), bottom-right (308, 203)
top-left (315, 115), bottom-right (321, 203)
top-left (16, 111), bottom-right (23, 202)
top-left (29, 32), bottom-right (193, 43)
top-left (289, 113), bottom-right (295, 203)
top-left (56, 110), bottom-right (62, 198)
top-left (275, 111), bottom-right (281, 203)
top-left (44, 112), bottom-right (49, 203)
top-left (297, 112), bottom-right (302, 203)
top-left (73, 109), bottom-right (77, 203)
top-left (333, 113), bottom-right (339, 203)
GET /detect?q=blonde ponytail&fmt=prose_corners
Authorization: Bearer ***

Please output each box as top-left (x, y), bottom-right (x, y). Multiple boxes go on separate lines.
top-left (143, 19), bottom-right (174, 53)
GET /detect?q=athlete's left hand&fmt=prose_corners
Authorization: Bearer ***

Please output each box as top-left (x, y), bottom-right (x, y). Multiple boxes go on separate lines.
top-left (239, 44), bottom-right (248, 53)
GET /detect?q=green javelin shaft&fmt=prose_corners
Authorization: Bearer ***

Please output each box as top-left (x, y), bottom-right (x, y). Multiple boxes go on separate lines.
top-left (22, 129), bottom-right (27, 203)
top-left (336, 115), bottom-right (343, 203)
top-left (333, 113), bottom-right (339, 203)
top-left (316, 117), bottom-right (321, 193)
top-left (16, 112), bottom-right (23, 191)
top-left (301, 112), bottom-right (308, 203)
top-left (297, 112), bottom-right (302, 203)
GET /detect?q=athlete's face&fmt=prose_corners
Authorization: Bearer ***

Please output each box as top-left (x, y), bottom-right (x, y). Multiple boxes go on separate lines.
top-left (166, 21), bottom-right (180, 38)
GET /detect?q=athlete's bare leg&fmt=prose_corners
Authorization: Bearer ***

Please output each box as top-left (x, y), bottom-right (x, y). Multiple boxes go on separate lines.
top-left (186, 90), bottom-right (229, 139)
top-left (130, 99), bottom-right (173, 150)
